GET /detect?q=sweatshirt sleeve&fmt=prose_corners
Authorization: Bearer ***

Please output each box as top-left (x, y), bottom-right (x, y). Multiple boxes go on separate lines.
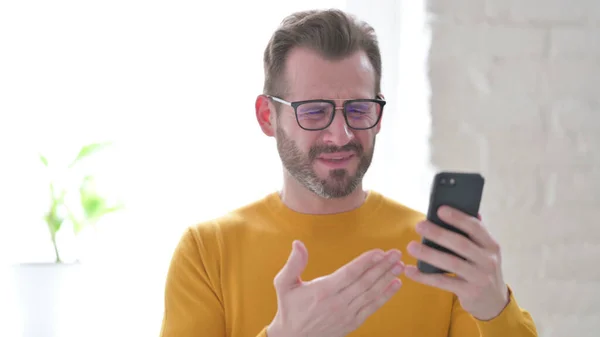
top-left (159, 226), bottom-right (266, 337)
top-left (449, 287), bottom-right (538, 337)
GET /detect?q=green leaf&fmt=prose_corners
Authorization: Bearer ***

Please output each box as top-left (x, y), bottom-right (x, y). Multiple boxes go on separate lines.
top-left (39, 154), bottom-right (49, 167)
top-left (72, 219), bottom-right (84, 234)
top-left (94, 204), bottom-right (123, 219)
top-left (80, 176), bottom-right (102, 217)
top-left (45, 206), bottom-right (64, 235)
top-left (76, 175), bottom-right (122, 229)
top-left (68, 142), bottom-right (111, 168)
top-left (50, 183), bottom-right (66, 204)
top-left (82, 195), bottom-right (105, 219)
top-left (61, 203), bottom-right (83, 235)
top-left (45, 182), bottom-right (67, 237)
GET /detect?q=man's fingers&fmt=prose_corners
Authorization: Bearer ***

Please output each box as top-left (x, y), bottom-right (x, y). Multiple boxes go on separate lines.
top-left (404, 265), bottom-right (465, 294)
top-left (415, 220), bottom-right (488, 267)
top-left (326, 249), bottom-right (386, 291)
top-left (437, 206), bottom-right (498, 250)
top-left (274, 240), bottom-right (308, 290)
top-left (346, 260), bottom-right (404, 311)
top-left (355, 278), bottom-right (402, 324)
top-left (407, 241), bottom-right (480, 281)
top-left (341, 250), bottom-right (402, 303)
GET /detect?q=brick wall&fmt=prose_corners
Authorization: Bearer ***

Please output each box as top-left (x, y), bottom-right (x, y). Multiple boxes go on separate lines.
top-left (427, 0), bottom-right (600, 336)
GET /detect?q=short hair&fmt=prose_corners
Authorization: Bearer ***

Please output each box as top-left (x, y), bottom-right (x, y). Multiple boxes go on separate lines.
top-left (262, 9), bottom-right (382, 98)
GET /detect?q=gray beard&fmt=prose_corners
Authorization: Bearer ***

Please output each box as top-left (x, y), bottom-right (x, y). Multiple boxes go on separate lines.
top-left (275, 126), bottom-right (375, 199)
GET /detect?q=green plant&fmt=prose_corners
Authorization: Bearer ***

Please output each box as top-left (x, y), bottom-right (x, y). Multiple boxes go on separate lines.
top-left (40, 142), bottom-right (123, 263)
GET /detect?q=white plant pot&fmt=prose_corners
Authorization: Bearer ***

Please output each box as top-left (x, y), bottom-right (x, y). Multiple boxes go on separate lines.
top-left (12, 263), bottom-right (88, 337)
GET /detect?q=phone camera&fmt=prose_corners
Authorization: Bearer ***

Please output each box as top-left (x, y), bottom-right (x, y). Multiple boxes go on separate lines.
top-left (440, 178), bottom-right (456, 186)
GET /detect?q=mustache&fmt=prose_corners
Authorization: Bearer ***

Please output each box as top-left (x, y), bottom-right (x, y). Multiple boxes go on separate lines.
top-left (308, 142), bottom-right (363, 161)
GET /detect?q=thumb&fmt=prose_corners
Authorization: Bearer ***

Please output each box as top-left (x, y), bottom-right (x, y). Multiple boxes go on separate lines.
top-left (274, 240), bottom-right (308, 290)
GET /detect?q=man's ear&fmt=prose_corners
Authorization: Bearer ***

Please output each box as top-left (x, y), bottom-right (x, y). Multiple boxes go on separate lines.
top-left (255, 94), bottom-right (275, 137)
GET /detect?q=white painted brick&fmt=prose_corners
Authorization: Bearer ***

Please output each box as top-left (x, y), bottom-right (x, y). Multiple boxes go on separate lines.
top-left (429, 60), bottom-right (485, 95)
top-left (540, 137), bottom-right (600, 173)
top-left (427, 0), bottom-right (486, 22)
top-left (474, 94), bottom-right (542, 126)
top-left (488, 59), bottom-right (542, 95)
top-left (429, 0), bottom-right (600, 335)
top-left (549, 98), bottom-right (600, 134)
top-left (481, 170), bottom-right (543, 211)
top-left (430, 60), bottom-right (541, 106)
top-left (515, 281), bottom-right (600, 337)
top-left (538, 168), bottom-right (600, 208)
top-left (428, 131), bottom-right (486, 171)
top-left (483, 0), bottom-right (510, 21)
top-left (430, 87), bottom-right (548, 183)
top-left (501, 249), bottom-right (544, 283)
top-left (542, 137), bottom-right (600, 173)
top-left (519, 280), bottom-right (600, 314)
top-left (430, 23), bottom-right (547, 60)
top-left (541, 243), bottom-right (600, 283)
top-left (543, 100), bottom-right (600, 170)
top-left (484, 26), bottom-right (547, 59)
top-left (430, 106), bottom-right (545, 172)
top-left (551, 28), bottom-right (600, 58)
top-left (547, 315), bottom-right (600, 337)
top-left (509, 267), bottom-right (600, 313)
top-left (540, 59), bottom-right (600, 99)
top-left (431, 92), bottom-right (542, 130)
top-left (536, 208), bottom-right (600, 245)
top-left (486, 0), bottom-right (597, 23)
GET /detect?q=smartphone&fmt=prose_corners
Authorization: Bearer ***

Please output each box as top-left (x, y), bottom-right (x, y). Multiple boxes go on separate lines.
top-left (417, 171), bottom-right (485, 274)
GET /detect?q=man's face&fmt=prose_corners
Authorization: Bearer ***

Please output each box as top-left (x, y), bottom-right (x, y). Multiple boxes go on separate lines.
top-left (272, 48), bottom-right (381, 199)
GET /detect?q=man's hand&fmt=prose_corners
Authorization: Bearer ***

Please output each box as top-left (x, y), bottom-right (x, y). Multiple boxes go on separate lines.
top-left (267, 240), bottom-right (404, 337)
top-left (404, 206), bottom-right (509, 321)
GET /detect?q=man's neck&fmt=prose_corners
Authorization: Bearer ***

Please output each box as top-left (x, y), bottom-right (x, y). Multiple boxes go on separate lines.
top-left (279, 175), bottom-right (368, 215)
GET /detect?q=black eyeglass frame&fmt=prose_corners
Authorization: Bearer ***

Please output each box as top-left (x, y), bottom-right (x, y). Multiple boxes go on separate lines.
top-left (266, 95), bottom-right (386, 131)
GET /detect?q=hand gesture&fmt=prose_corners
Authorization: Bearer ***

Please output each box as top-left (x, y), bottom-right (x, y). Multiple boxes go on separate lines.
top-left (267, 240), bottom-right (404, 337)
top-left (405, 206), bottom-right (509, 320)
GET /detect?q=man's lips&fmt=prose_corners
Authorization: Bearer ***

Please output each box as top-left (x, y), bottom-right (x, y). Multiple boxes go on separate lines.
top-left (317, 152), bottom-right (355, 160)
top-left (315, 153), bottom-right (356, 169)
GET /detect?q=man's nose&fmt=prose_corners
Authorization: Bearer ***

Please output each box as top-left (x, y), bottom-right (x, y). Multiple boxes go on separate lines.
top-left (322, 107), bottom-right (354, 146)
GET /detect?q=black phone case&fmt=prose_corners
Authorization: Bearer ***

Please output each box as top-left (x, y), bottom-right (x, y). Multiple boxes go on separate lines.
top-left (417, 172), bottom-right (485, 274)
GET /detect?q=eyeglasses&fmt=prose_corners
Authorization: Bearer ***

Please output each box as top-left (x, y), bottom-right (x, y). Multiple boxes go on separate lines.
top-left (266, 95), bottom-right (386, 131)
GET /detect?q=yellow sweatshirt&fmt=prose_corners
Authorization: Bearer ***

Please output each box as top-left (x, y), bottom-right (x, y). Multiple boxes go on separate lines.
top-left (160, 191), bottom-right (537, 337)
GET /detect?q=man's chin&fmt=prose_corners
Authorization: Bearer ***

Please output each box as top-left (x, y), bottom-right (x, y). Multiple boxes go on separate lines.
top-left (317, 179), bottom-right (359, 199)
top-left (313, 163), bottom-right (356, 178)
top-left (313, 170), bottom-right (352, 183)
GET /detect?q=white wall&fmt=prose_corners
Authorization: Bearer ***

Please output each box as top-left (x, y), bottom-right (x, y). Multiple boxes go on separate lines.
top-left (427, 0), bottom-right (600, 336)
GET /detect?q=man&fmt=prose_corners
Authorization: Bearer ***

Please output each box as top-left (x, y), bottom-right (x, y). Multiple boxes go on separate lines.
top-left (160, 9), bottom-right (537, 337)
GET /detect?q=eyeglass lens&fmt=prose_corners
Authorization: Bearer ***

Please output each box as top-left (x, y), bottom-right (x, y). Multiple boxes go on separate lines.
top-left (296, 101), bottom-right (381, 130)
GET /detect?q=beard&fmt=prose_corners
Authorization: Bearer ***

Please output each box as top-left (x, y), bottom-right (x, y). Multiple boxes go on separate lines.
top-left (275, 126), bottom-right (375, 199)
